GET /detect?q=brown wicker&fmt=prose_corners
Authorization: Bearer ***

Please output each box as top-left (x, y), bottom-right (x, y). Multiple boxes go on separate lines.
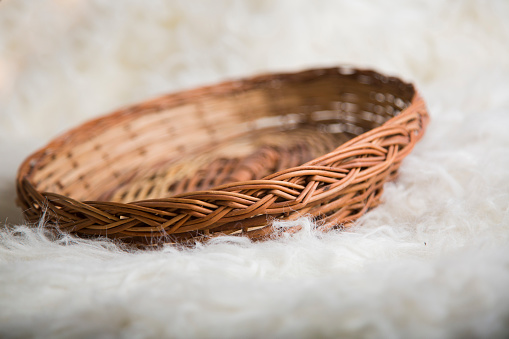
top-left (16, 67), bottom-right (429, 245)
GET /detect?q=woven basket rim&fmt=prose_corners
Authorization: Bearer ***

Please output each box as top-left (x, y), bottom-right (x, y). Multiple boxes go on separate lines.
top-left (17, 66), bottom-right (429, 245)
top-left (17, 66), bottom-right (419, 184)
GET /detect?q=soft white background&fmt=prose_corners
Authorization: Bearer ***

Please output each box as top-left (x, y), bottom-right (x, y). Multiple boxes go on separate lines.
top-left (1, 1), bottom-right (509, 338)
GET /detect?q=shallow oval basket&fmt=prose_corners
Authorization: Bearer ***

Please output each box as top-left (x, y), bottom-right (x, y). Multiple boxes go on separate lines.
top-left (17, 67), bottom-right (429, 245)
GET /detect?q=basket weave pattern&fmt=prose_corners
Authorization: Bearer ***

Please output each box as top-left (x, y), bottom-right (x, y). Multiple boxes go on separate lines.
top-left (17, 67), bottom-right (429, 244)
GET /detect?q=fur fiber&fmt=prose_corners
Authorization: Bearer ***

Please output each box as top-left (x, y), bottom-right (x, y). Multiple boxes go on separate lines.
top-left (1, 1), bottom-right (509, 338)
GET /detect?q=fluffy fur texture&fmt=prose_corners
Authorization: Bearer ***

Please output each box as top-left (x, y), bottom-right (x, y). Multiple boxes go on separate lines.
top-left (1, 1), bottom-right (509, 338)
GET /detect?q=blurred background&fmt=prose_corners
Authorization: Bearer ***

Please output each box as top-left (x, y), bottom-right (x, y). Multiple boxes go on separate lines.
top-left (1, 0), bottom-right (508, 140)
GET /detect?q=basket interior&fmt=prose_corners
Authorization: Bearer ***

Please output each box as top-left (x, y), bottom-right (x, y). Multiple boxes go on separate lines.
top-left (27, 68), bottom-right (414, 204)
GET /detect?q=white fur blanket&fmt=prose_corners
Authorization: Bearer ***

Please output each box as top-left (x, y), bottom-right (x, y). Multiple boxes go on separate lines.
top-left (1, 1), bottom-right (509, 338)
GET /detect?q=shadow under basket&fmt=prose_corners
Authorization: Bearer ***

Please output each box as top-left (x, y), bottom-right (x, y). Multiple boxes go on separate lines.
top-left (16, 67), bottom-right (429, 246)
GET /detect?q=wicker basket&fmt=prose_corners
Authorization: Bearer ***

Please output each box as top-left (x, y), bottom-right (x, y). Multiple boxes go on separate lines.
top-left (17, 67), bottom-right (429, 245)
